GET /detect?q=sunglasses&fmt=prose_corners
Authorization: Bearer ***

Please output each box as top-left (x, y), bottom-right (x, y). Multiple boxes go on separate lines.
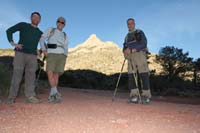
top-left (57, 20), bottom-right (65, 25)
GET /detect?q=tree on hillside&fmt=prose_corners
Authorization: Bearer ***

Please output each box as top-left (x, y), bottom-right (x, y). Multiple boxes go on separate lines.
top-left (192, 58), bottom-right (200, 85)
top-left (156, 46), bottom-right (193, 81)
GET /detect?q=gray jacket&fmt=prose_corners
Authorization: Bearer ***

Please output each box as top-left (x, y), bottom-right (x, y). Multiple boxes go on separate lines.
top-left (123, 29), bottom-right (147, 52)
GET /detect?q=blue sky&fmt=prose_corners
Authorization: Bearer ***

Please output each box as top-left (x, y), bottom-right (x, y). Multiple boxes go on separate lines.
top-left (0, 0), bottom-right (199, 59)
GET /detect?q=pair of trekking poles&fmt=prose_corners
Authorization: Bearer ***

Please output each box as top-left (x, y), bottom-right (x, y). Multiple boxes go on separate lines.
top-left (112, 58), bottom-right (142, 103)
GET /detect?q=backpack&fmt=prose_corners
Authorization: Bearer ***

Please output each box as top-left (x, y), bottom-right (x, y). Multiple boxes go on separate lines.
top-left (125, 29), bottom-right (142, 43)
top-left (48, 28), bottom-right (67, 41)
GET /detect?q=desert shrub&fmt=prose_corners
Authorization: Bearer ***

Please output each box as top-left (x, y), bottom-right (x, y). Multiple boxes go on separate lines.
top-left (59, 70), bottom-right (128, 91)
top-left (109, 73), bottom-right (128, 91)
top-left (156, 46), bottom-right (193, 81)
top-left (59, 70), bottom-right (108, 89)
top-left (150, 74), bottom-right (200, 97)
top-left (58, 69), bottom-right (200, 97)
top-left (0, 63), bottom-right (12, 96)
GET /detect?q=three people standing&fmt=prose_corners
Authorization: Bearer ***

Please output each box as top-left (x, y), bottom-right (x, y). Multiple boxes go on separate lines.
top-left (5, 12), bottom-right (150, 104)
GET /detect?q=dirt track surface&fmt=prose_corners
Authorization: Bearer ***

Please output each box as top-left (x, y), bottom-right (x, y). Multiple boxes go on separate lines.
top-left (0, 88), bottom-right (200, 133)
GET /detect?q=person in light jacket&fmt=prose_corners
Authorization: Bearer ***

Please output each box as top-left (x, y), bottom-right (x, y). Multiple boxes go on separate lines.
top-left (40, 17), bottom-right (68, 103)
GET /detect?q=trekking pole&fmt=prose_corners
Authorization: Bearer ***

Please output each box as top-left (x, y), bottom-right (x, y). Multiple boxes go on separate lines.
top-left (112, 59), bottom-right (126, 102)
top-left (129, 60), bottom-right (142, 104)
top-left (35, 55), bottom-right (46, 94)
top-left (132, 71), bottom-right (142, 104)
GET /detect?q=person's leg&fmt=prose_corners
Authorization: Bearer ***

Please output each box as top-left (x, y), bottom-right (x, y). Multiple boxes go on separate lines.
top-left (139, 72), bottom-right (151, 104)
top-left (53, 54), bottom-right (66, 102)
top-left (46, 53), bottom-right (57, 95)
top-left (7, 52), bottom-right (25, 104)
top-left (137, 52), bottom-right (151, 103)
top-left (24, 53), bottom-right (40, 103)
top-left (47, 71), bottom-right (58, 103)
top-left (128, 54), bottom-right (140, 103)
top-left (140, 72), bottom-right (151, 96)
top-left (8, 69), bottom-right (24, 98)
top-left (53, 72), bottom-right (62, 102)
top-left (47, 71), bottom-right (57, 94)
top-left (54, 73), bottom-right (61, 94)
top-left (140, 72), bottom-right (151, 104)
top-left (54, 72), bottom-right (59, 88)
top-left (47, 53), bottom-right (66, 103)
top-left (47, 71), bottom-right (62, 103)
top-left (54, 54), bottom-right (66, 93)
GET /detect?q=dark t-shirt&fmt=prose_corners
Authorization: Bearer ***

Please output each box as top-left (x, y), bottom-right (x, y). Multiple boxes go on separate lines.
top-left (6, 22), bottom-right (43, 55)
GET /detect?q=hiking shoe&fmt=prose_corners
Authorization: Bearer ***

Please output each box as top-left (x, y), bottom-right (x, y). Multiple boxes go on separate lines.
top-left (142, 96), bottom-right (151, 104)
top-left (54, 93), bottom-right (62, 103)
top-left (7, 98), bottom-right (15, 104)
top-left (128, 96), bottom-right (139, 104)
top-left (26, 96), bottom-right (41, 104)
top-left (48, 95), bottom-right (56, 103)
top-left (57, 92), bottom-right (62, 97)
top-left (48, 93), bottom-right (62, 103)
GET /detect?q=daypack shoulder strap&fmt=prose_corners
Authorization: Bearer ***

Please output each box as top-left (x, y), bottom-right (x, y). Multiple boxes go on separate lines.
top-left (63, 32), bottom-right (67, 41)
top-left (135, 29), bottom-right (141, 33)
top-left (48, 28), bottom-right (67, 41)
top-left (48, 28), bottom-right (56, 41)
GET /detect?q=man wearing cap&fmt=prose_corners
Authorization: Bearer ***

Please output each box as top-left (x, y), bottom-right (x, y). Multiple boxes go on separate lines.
top-left (123, 18), bottom-right (151, 104)
top-left (6, 12), bottom-right (43, 104)
top-left (40, 17), bottom-right (68, 103)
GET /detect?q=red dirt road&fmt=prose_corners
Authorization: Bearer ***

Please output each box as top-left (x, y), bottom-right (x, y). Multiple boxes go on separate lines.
top-left (0, 88), bottom-right (200, 133)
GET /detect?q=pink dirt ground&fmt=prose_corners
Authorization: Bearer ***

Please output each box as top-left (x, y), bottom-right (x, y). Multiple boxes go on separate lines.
top-left (0, 88), bottom-right (200, 133)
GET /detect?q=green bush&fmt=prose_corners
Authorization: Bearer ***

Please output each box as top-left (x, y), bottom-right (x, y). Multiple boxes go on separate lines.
top-left (59, 70), bottom-right (129, 91)
top-left (0, 66), bottom-right (197, 97)
top-left (58, 69), bottom-right (200, 97)
top-left (150, 73), bottom-right (200, 97)
top-left (0, 63), bottom-right (12, 96)
top-left (59, 70), bottom-right (111, 89)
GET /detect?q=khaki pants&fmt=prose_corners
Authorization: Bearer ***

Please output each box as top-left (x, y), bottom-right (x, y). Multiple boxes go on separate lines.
top-left (8, 52), bottom-right (38, 98)
top-left (128, 51), bottom-right (149, 74)
top-left (127, 51), bottom-right (151, 98)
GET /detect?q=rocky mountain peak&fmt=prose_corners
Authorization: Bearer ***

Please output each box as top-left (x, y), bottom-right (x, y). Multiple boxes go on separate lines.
top-left (84, 34), bottom-right (102, 45)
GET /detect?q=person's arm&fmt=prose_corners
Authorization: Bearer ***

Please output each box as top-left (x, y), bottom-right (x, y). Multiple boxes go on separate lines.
top-left (39, 28), bottom-right (52, 52)
top-left (123, 35), bottom-right (128, 52)
top-left (6, 22), bottom-right (25, 48)
top-left (64, 36), bottom-right (68, 56)
top-left (135, 30), bottom-right (147, 51)
top-left (123, 35), bottom-right (131, 58)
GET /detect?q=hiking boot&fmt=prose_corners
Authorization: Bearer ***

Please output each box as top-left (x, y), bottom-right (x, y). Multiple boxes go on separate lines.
top-left (7, 98), bottom-right (15, 104)
top-left (128, 96), bottom-right (139, 104)
top-left (142, 96), bottom-right (151, 104)
top-left (48, 93), bottom-right (62, 103)
top-left (48, 95), bottom-right (56, 103)
top-left (54, 93), bottom-right (62, 103)
top-left (26, 96), bottom-right (41, 104)
top-left (57, 92), bottom-right (62, 97)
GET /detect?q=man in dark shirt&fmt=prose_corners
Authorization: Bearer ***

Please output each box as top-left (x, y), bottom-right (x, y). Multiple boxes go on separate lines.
top-left (123, 18), bottom-right (151, 104)
top-left (6, 12), bottom-right (43, 104)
